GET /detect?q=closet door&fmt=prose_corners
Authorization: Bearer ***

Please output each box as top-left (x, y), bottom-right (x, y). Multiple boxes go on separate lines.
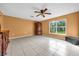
top-left (34, 22), bottom-right (42, 35)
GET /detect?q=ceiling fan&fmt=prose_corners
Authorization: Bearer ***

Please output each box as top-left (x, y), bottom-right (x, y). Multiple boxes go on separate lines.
top-left (34, 8), bottom-right (52, 18)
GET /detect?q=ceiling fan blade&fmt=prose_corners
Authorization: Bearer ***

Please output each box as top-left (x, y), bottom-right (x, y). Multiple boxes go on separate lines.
top-left (45, 13), bottom-right (51, 15)
top-left (43, 8), bottom-right (48, 12)
top-left (41, 14), bottom-right (45, 17)
top-left (34, 11), bottom-right (40, 13)
top-left (36, 14), bottom-right (41, 17)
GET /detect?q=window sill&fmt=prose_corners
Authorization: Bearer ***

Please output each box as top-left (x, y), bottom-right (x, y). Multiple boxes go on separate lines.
top-left (49, 32), bottom-right (66, 36)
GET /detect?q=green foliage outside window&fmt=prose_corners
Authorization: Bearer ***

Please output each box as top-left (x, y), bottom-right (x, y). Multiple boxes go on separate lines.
top-left (49, 20), bottom-right (66, 34)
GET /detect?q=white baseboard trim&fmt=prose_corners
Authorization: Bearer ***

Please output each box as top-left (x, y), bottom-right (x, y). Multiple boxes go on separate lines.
top-left (9, 34), bottom-right (34, 40)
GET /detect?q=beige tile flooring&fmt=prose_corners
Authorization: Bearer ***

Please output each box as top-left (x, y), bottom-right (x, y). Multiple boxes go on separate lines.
top-left (6, 36), bottom-right (79, 56)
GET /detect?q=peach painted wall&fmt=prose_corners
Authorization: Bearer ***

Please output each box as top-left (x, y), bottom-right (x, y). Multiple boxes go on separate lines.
top-left (78, 12), bottom-right (79, 36)
top-left (0, 11), bottom-right (4, 30)
top-left (66, 12), bottom-right (79, 37)
top-left (3, 16), bottom-right (35, 38)
top-left (41, 12), bottom-right (79, 39)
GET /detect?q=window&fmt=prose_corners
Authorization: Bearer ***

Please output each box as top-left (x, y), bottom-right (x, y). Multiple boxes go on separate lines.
top-left (49, 19), bottom-right (66, 35)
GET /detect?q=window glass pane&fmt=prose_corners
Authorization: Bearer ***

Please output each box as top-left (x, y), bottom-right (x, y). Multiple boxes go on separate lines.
top-left (52, 21), bottom-right (56, 26)
top-left (57, 20), bottom-right (66, 26)
top-left (57, 20), bottom-right (66, 34)
top-left (50, 26), bottom-right (56, 33)
top-left (57, 27), bottom-right (65, 34)
top-left (50, 22), bottom-right (56, 33)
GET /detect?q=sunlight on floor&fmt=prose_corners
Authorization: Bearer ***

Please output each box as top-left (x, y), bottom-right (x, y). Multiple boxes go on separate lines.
top-left (49, 38), bottom-right (67, 56)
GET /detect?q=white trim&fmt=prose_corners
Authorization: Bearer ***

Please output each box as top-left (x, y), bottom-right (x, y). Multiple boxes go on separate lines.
top-left (49, 18), bottom-right (67, 35)
top-left (9, 34), bottom-right (34, 39)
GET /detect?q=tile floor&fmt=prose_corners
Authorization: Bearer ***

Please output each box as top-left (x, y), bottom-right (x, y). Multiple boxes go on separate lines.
top-left (6, 36), bottom-right (79, 56)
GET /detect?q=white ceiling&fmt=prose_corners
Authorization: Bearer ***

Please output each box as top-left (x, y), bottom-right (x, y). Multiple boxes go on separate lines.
top-left (0, 3), bottom-right (79, 21)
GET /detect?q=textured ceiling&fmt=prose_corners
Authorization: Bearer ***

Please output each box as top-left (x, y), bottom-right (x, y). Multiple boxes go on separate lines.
top-left (0, 3), bottom-right (79, 21)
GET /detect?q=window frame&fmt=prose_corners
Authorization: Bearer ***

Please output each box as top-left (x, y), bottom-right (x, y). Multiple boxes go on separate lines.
top-left (49, 19), bottom-right (67, 35)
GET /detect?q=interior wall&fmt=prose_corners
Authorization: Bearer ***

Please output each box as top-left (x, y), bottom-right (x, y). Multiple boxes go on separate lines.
top-left (0, 11), bottom-right (4, 30)
top-left (3, 16), bottom-right (35, 39)
top-left (66, 12), bottom-right (79, 37)
top-left (41, 12), bottom-right (79, 39)
top-left (78, 12), bottom-right (79, 36)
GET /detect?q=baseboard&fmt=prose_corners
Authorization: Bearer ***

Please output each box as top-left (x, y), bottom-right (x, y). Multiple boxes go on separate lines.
top-left (9, 34), bottom-right (34, 40)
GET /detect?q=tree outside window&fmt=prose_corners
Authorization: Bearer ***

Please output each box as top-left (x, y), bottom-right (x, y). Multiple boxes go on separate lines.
top-left (49, 20), bottom-right (66, 35)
